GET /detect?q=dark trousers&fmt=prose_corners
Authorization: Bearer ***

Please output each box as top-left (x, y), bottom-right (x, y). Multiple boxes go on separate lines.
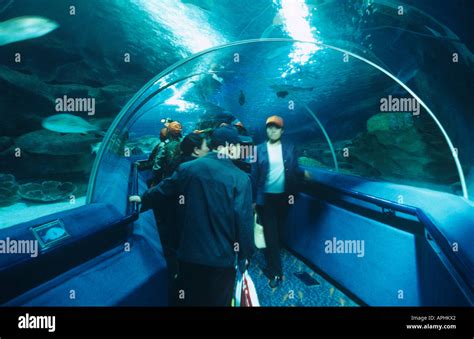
top-left (175, 261), bottom-right (236, 307)
top-left (256, 193), bottom-right (290, 278)
top-left (152, 207), bottom-right (179, 275)
top-left (152, 205), bottom-right (179, 306)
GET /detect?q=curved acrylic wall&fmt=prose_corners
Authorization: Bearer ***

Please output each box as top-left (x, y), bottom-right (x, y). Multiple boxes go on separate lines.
top-left (88, 38), bottom-right (468, 209)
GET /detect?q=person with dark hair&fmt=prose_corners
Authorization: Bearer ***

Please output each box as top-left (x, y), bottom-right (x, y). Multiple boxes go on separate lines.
top-left (251, 115), bottom-right (311, 289)
top-left (179, 132), bottom-right (209, 164)
top-left (129, 126), bottom-right (255, 306)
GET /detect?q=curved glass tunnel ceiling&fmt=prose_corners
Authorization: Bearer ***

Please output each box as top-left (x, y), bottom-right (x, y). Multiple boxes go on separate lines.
top-left (89, 39), bottom-right (467, 205)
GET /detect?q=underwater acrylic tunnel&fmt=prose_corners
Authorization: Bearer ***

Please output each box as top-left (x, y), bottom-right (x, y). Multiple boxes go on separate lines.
top-left (1, 38), bottom-right (473, 307)
top-left (87, 39), bottom-right (474, 307)
top-left (0, 0), bottom-right (473, 312)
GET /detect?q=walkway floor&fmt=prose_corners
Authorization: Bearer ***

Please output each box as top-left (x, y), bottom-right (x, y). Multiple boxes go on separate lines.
top-left (248, 249), bottom-right (359, 307)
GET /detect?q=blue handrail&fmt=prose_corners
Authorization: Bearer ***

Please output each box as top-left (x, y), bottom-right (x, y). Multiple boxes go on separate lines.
top-left (127, 162), bottom-right (140, 218)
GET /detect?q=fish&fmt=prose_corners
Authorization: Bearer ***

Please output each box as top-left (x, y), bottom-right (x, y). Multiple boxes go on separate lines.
top-left (238, 90), bottom-right (246, 106)
top-left (271, 84), bottom-right (314, 95)
top-left (0, 16), bottom-right (59, 46)
top-left (210, 72), bottom-right (224, 84)
top-left (90, 142), bottom-right (102, 155)
top-left (42, 227), bottom-right (66, 242)
top-left (276, 90), bottom-right (289, 98)
top-left (42, 114), bottom-right (101, 135)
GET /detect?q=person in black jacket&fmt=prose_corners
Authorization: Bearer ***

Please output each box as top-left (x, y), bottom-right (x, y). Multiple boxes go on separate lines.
top-left (251, 115), bottom-right (311, 288)
top-left (132, 132), bottom-right (209, 306)
top-left (152, 131), bottom-right (211, 301)
top-left (129, 126), bottom-right (255, 306)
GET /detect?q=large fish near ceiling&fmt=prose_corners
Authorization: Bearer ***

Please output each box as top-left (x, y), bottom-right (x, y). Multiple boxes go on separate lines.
top-left (0, 16), bottom-right (59, 46)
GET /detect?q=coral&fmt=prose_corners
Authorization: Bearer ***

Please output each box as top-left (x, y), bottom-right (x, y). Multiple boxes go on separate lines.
top-left (1, 130), bottom-right (96, 178)
top-left (18, 181), bottom-right (76, 202)
top-left (0, 173), bottom-right (15, 183)
top-left (298, 117), bottom-right (457, 186)
top-left (367, 113), bottom-right (414, 133)
top-left (0, 136), bottom-right (12, 153)
top-left (347, 126), bottom-right (457, 183)
top-left (0, 173), bottom-right (20, 207)
top-left (298, 156), bottom-right (324, 168)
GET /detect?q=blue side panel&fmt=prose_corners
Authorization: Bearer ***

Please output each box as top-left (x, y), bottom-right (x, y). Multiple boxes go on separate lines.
top-left (304, 167), bottom-right (474, 286)
top-left (5, 208), bottom-right (168, 306)
top-left (285, 193), bottom-right (470, 306)
top-left (5, 169), bottom-right (168, 306)
top-left (0, 203), bottom-right (122, 271)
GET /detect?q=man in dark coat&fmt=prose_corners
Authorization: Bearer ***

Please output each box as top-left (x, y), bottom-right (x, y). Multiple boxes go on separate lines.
top-left (130, 126), bottom-right (255, 306)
